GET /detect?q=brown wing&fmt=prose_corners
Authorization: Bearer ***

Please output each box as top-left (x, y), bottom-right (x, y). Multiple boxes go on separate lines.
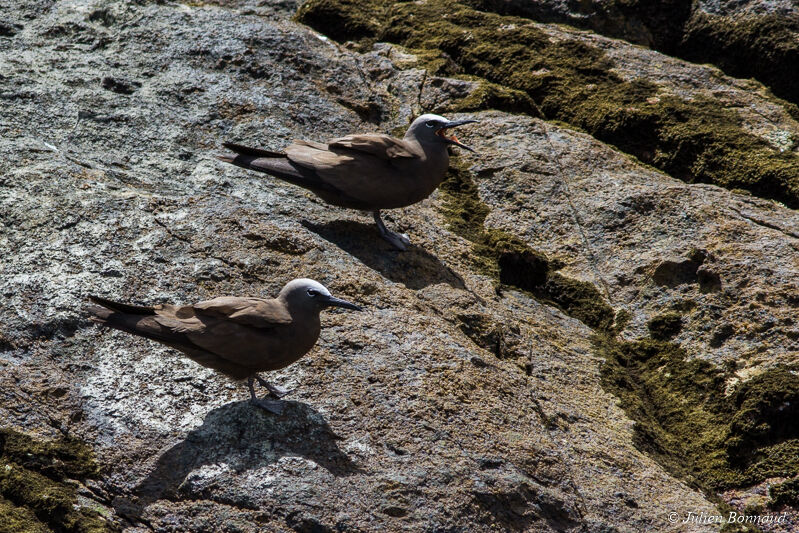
top-left (188, 297), bottom-right (292, 328)
top-left (284, 135), bottom-right (422, 205)
top-left (328, 134), bottom-right (420, 160)
top-left (89, 297), bottom-right (290, 379)
top-left (178, 298), bottom-right (304, 371)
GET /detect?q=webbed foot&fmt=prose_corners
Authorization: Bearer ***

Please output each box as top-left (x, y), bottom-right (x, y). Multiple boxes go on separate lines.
top-left (255, 376), bottom-right (291, 398)
top-left (250, 397), bottom-right (285, 415)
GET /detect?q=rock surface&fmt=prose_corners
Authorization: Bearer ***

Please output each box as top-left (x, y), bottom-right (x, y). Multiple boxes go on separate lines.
top-left (463, 0), bottom-right (799, 106)
top-left (1, 0), bottom-right (798, 532)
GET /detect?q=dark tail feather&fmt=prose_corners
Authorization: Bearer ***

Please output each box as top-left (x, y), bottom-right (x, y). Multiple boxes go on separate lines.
top-left (88, 295), bottom-right (155, 315)
top-left (222, 142), bottom-right (285, 158)
top-left (87, 302), bottom-right (255, 381)
top-left (87, 305), bottom-right (112, 324)
top-left (218, 151), bottom-right (343, 196)
top-left (217, 142), bottom-right (363, 207)
top-left (87, 302), bottom-right (183, 347)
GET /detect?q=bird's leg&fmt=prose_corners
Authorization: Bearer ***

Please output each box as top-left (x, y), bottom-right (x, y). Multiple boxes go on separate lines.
top-left (247, 376), bottom-right (285, 415)
top-left (247, 376), bottom-right (257, 400)
top-left (255, 375), bottom-right (290, 398)
top-left (373, 210), bottom-right (410, 251)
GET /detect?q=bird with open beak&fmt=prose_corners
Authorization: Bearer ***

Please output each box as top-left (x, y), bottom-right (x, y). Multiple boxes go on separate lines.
top-left (87, 279), bottom-right (362, 414)
top-left (218, 114), bottom-right (478, 250)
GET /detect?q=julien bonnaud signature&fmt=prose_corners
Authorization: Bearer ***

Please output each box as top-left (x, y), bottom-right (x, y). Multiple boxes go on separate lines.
top-left (668, 510), bottom-right (789, 525)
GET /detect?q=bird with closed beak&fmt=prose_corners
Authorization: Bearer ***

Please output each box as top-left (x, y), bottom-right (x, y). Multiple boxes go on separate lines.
top-left (217, 114), bottom-right (478, 250)
top-left (87, 279), bottom-right (362, 414)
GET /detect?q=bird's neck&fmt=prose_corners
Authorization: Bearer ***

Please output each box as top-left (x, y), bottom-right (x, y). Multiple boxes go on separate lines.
top-left (419, 141), bottom-right (450, 177)
top-left (408, 139), bottom-right (446, 159)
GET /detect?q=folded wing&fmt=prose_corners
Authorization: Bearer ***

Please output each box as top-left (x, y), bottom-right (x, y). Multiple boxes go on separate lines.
top-left (173, 297), bottom-right (294, 370)
top-left (285, 134), bottom-right (422, 204)
top-left (189, 296), bottom-right (292, 328)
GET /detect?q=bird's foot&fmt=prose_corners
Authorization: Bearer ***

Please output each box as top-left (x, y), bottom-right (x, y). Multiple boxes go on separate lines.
top-left (380, 229), bottom-right (411, 251)
top-left (373, 210), bottom-right (410, 251)
top-left (255, 377), bottom-right (291, 399)
top-left (250, 397), bottom-right (285, 415)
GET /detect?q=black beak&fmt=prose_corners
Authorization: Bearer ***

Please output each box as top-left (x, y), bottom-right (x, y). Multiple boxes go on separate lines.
top-left (321, 295), bottom-right (363, 311)
top-left (444, 119), bottom-right (478, 128)
top-left (438, 119), bottom-right (478, 153)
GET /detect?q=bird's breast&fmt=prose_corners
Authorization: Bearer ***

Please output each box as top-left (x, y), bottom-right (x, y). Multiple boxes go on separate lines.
top-left (377, 152), bottom-right (450, 208)
top-left (255, 318), bottom-right (321, 372)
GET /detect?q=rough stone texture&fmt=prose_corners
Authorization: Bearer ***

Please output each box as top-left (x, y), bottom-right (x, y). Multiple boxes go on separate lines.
top-left (463, 0), bottom-right (799, 106)
top-left (518, 21), bottom-right (799, 155)
top-left (459, 113), bottom-right (799, 368)
top-left (462, 0), bottom-right (691, 51)
top-left (1, 0), bottom-right (798, 532)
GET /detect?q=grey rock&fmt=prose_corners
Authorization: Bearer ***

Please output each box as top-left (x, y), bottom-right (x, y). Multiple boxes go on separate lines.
top-left (2, 0), bottom-right (797, 531)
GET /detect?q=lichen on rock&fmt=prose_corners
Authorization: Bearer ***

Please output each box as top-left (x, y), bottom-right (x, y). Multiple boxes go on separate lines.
top-left (438, 160), bottom-right (615, 330)
top-left (298, 0), bottom-right (799, 208)
top-left (0, 429), bottom-right (112, 533)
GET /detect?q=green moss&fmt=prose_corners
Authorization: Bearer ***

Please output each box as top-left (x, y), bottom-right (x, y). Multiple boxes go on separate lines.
top-left (599, 336), bottom-right (799, 494)
top-left (439, 161), bottom-right (615, 330)
top-left (446, 80), bottom-right (541, 116)
top-left (726, 368), bottom-right (799, 469)
top-left (0, 497), bottom-right (49, 533)
top-left (0, 430), bottom-right (99, 481)
top-left (297, 0), bottom-right (799, 207)
top-left (294, 0), bottom-right (384, 43)
top-left (647, 312), bottom-right (683, 340)
top-left (463, 0), bottom-right (799, 110)
top-left (613, 309), bottom-right (632, 333)
top-left (597, 336), bottom-right (731, 487)
top-left (461, 0), bottom-right (693, 54)
top-left (395, 47), bottom-right (461, 77)
top-left (539, 273), bottom-right (615, 330)
top-left (769, 477), bottom-right (799, 508)
top-left (437, 163), bottom-right (490, 242)
top-left (0, 429), bottom-right (113, 533)
top-left (682, 14), bottom-right (799, 110)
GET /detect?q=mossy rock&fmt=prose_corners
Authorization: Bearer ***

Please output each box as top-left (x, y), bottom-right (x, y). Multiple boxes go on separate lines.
top-left (446, 80), bottom-right (540, 117)
top-left (646, 312), bottom-right (683, 340)
top-left (435, 132), bottom-right (799, 514)
top-left (769, 476), bottom-right (799, 508)
top-left (0, 430), bottom-right (99, 481)
top-left (0, 429), bottom-right (113, 533)
top-left (296, 0), bottom-right (799, 506)
top-left (297, 0), bottom-right (799, 207)
top-left (0, 497), bottom-right (50, 533)
top-left (461, 0), bottom-right (799, 109)
top-left (294, 0), bottom-right (384, 42)
top-left (599, 335), bottom-right (799, 492)
top-left (726, 368), bottom-right (799, 462)
top-left (438, 160), bottom-right (615, 331)
top-left (681, 13), bottom-right (799, 110)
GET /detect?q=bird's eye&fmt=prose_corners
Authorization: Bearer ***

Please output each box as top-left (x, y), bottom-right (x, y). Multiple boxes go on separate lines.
top-left (307, 289), bottom-right (318, 297)
top-left (425, 121), bottom-right (437, 128)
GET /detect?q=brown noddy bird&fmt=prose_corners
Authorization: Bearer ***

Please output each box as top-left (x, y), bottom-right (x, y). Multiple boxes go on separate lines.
top-left (217, 114), bottom-right (477, 250)
top-left (87, 279), bottom-right (362, 414)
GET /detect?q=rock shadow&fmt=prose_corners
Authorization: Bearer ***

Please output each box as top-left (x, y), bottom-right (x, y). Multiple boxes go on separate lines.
top-left (116, 400), bottom-right (359, 520)
top-left (303, 219), bottom-right (465, 290)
